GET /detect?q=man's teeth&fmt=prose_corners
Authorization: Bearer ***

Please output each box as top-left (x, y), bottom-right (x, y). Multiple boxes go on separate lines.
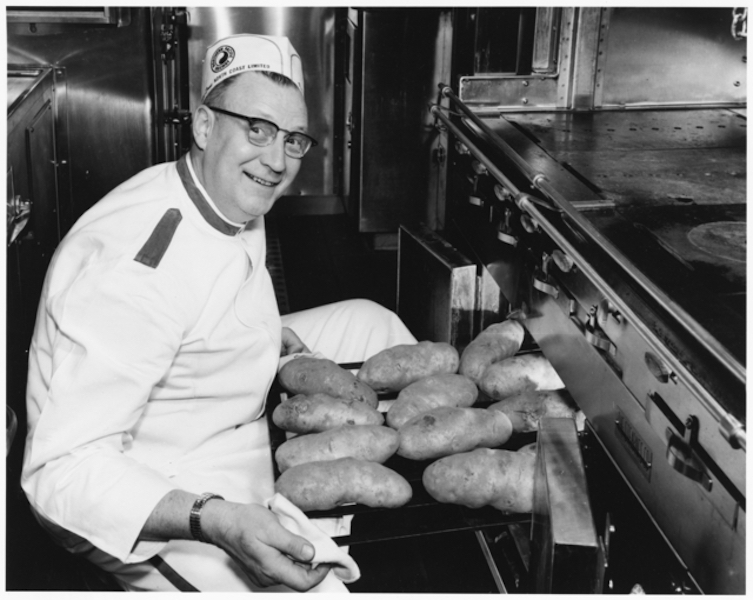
top-left (249, 175), bottom-right (275, 187)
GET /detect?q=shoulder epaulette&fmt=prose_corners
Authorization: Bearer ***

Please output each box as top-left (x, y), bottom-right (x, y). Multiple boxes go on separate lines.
top-left (134, 208), bottom-right (182, 268)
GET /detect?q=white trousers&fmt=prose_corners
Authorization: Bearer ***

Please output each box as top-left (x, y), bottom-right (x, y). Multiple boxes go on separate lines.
top-left (281, 298), bottom-right (418, 363)
top-left (101, 299), bottom-right (416, 592)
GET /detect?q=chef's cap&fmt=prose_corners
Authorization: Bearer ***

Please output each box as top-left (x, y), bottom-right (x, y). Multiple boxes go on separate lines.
top-left (201, 34), bottom-right (304, 101)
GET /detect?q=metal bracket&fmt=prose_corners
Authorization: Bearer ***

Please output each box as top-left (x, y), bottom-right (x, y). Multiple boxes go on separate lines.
top-left (496, 207), bottom-right (518, 246)
top-left (433, 145), bottom-right (446, 165)
top-left (533, 275), bottom-right (559, 298)
top-left (665, 417), bottom-right (713, 492)
top-left (163, 109), bottom-right (192, 126)
top-left (159, 8), bottom-right (188, 62)
top-left (533, 254), bottom-right (559, 298)
top-left (584, 305), bottom-right (616, 356)
top-left (497, 230), bottom-right (518, 246)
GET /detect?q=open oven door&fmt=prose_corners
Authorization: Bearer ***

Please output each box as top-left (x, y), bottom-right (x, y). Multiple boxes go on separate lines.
top-left (529, 418), bottom-right (606, 594)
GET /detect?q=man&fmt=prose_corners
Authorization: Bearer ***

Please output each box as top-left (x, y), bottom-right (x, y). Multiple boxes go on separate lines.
top-left (21, 34), bottom-right (417, 592)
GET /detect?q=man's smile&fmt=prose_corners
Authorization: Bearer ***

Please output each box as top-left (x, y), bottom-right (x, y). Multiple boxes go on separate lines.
top-left (246, 173), bottom-right (279, 187)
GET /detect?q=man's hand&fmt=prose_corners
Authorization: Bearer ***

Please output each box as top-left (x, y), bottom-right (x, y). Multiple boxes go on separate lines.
top-left (281, 327), bottom-right (310, 356)
top-left (140, 491), bottom-right (330, 591)
top-left (202, 500), bottom-right (331, 591)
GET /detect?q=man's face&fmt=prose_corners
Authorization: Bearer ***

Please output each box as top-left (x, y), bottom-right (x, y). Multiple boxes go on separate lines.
top-left (194, 72), bottom-right (309, 222)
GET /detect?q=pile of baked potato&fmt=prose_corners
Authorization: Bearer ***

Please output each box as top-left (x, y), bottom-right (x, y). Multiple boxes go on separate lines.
top-left (272, 320), bottom-right (583, 515)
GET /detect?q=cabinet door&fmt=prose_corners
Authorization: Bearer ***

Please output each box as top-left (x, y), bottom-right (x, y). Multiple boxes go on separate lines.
top-left (7, 75), bottom-right (59, 445)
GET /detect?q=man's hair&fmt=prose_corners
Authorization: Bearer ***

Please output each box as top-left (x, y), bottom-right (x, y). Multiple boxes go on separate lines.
top-left (202, 70), bottom-right (299, 107)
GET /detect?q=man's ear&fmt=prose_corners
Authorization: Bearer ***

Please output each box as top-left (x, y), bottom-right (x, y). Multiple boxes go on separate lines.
top-left (193, 105), bottom-right (214, 150)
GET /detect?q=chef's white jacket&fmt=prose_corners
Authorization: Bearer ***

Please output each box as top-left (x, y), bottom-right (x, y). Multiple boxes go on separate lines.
top-left (22, 153), bottom-right (284, 565)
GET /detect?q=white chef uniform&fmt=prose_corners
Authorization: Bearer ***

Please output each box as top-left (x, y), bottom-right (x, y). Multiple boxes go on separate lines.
top-left (21, 153), bottom-right (417, 591)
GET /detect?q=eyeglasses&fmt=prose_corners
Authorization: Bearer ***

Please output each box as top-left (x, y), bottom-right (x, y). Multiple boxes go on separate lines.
top-left (205, 105), bottom-right (318, 159)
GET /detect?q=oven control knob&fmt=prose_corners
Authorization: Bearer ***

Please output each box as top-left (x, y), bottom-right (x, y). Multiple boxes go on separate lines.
top-left (471, 160), bottom-right (488, 176)
top-left (454, 141), bottom-right (470, 155)
top-left (494, 184), bottom-right (513, 202)
top-left (520, 214), bottom-right (538, 233)
top-left (720, 413), bottom-right (746, 450)
top-left (551, 249), bottom-right (574, 273)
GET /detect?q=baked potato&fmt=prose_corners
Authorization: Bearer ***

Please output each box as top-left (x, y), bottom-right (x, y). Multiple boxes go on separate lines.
top-left (386, 373), bottom-right (478, 430)
top-left (275, 424), bottom-right (399, 472)
top-left (422, 447), bottom-right (535, 513)
top-left (459, 320), bottom-right (526, 385)
top-left (357, 341), bottom-right (459, 393)
top-left (279, 356), bottom-right (378, 408)
top-left (478, 353), bottom-right (564, 401)
top-left (275, 458), bottom-right (413, 511)
top-left (397, 406), bottom-right (513, 461)
top-left (273, 393), bottom-right (384, 434)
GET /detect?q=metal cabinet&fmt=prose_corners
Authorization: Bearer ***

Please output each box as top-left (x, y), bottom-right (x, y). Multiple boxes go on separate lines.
top-left (7, 66), bottom-right (69, 452)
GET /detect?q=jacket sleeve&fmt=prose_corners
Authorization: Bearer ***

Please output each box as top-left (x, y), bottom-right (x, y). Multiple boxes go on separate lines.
top-left (22, 252), bottom-right (194, 563)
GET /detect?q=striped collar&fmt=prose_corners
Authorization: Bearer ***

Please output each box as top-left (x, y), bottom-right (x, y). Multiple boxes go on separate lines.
top-left (176, 154), bottom-right (246, 236)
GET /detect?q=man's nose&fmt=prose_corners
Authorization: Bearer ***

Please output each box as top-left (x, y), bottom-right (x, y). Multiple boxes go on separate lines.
top-left (260, 134), bottom-right (287, 172)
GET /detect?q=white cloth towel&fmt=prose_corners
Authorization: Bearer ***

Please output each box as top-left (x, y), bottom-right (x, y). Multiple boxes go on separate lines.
top-left (264, 493), bottom-right (360, 592)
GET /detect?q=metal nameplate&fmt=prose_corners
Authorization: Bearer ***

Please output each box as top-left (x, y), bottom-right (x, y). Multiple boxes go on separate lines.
top-left (615, 409), bottom-right (653, 481)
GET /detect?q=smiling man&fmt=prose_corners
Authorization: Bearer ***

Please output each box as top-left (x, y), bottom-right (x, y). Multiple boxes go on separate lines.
top-left (21, 35), bottom-right (417, 592)
top-left (193, 38), bottom-right (312, 222)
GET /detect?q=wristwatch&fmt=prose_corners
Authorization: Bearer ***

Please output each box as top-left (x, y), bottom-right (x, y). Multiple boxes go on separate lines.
top-left (189, 492), bottom-right (225, 543)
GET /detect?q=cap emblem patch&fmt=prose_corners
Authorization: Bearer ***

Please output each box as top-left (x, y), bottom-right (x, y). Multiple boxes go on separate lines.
top-left (211, 45), bottom-right (235, 73)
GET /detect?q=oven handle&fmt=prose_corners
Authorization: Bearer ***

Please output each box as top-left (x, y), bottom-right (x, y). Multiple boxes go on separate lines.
top-left (435, 84), bottom-right (745, 390)
top-left (430, 102), bottom-right (746, 453)
top-left (439, 85), bottom-right (537, 186)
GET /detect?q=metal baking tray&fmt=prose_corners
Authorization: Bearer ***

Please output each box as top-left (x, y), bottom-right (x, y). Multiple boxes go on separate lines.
top-left (266, 362), bottom-right (533, 546)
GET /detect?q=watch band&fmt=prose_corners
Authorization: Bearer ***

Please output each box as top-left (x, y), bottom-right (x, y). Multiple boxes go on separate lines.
top-left (189, 492), bottom-right (224, 543)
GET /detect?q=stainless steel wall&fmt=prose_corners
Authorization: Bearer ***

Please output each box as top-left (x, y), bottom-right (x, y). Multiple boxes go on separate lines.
top-left (7, 9), bottom-right (155, 222)
top-left (185, 6), bottom-right (337, 196)
top-left (457, 7), bottom-right (747, 111)
top-left (599, 7), bottom-right (747, 107)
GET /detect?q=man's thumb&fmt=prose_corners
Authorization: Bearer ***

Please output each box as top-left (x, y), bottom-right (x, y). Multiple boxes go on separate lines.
top-left (285, 535), bottom-right (315, 563)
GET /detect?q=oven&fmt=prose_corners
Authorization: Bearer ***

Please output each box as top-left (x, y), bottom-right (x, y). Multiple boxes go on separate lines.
top-left (391, 7), bottom-right (745, 594)
top-left (307, 7), bottom-right (745, 594)
top-left (426, 97), bottom-right (745, 595)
